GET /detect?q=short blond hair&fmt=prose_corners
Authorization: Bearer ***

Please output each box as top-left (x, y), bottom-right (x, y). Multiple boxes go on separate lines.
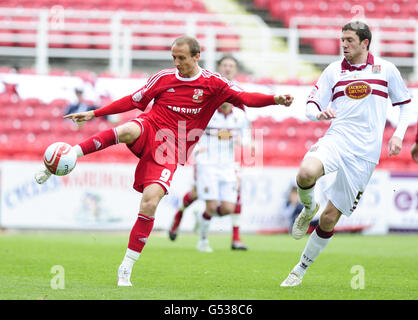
top-left (172, 35), bottom-right (201, 56)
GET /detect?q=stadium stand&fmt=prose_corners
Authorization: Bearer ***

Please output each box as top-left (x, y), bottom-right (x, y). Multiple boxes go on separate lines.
top-left (249, 0), bottom-right (418, 57)
top-left (0, 74), bottom-right (416, 171)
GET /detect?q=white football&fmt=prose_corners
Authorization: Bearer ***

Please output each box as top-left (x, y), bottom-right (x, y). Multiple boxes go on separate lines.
top-left (43, 142), bottom-right (77, 176)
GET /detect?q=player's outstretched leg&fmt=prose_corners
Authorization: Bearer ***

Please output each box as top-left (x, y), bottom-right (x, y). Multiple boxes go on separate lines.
top-left (35, 128), bottom-right (120, 184)
top-left (168, 190), bottom-right (197, 241)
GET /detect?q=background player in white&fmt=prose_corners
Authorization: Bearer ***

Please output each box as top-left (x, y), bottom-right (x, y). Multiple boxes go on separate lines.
top-left (194, 99), bottom-right (251, 252)
top-left (169, 55), bottom-right (249, 250)
top-left (281, 21), bottom-right (413, 287)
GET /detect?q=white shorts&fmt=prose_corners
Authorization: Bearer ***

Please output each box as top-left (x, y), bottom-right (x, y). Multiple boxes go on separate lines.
top-left (304, 135), bottom-right (376, 217)
top-left (196, 164), bottom-right (238, 203)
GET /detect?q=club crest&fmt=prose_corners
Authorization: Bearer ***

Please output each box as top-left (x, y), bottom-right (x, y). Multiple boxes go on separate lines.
top-left (193, 89), bottom-right (204, 103)
top-left (372, 65), bottom-right (381, 74)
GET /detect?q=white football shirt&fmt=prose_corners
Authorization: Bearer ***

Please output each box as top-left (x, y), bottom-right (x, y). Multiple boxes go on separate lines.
top-left (307, 54), bottom-right (411, 164)
top-left (194, 107), bottom-right (250, 166)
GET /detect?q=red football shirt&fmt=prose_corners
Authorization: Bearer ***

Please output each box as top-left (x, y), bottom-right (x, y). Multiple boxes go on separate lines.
top-left (95, 67), bottom-right (276, 164)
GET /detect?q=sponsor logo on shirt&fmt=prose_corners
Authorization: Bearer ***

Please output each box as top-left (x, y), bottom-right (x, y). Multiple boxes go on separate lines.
top-left (344, 81), bottom-right (372, 99)
top-left (167, 105), bottom-right (202, 114)
top-left (217, 129), bottom-right (232, 140)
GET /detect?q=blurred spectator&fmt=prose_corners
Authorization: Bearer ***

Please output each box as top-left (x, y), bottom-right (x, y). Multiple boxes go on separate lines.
top-left (65, 87), bottom-right (97, 116)
top-left (65, 86), bottom-right (120, 128)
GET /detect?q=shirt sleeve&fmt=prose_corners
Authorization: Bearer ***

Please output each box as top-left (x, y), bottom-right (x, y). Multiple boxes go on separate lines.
top-left (387, 62), bottom-right (412, 106)
top-left (130, 70), bottom-right (171, 109)
top-left (307, 65), bottom-right (333, 111)
top-left (93, 77), bottom-right (159, 117)
top-left (93, 95), bottom-right (137, 117)
top-left (214, 77), bottom-right (275, 108)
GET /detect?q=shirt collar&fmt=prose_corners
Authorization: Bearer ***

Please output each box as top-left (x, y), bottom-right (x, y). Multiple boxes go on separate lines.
top-left (175, 67), bottom-right (202, 81)
top-left (341, 53), bottom-right (374, 71)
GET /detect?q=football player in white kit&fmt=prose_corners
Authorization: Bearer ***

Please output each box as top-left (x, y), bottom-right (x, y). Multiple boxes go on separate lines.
top-left (281, 21), bottom-right (414, 287)
top-left (195, 98), bottom-right (252, 252)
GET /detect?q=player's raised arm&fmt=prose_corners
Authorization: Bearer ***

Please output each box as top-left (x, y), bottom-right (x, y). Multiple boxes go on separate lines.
top-left (63, 94), bottom-right (137, 124)
top-left (227, 90), bottom-right (294, 108)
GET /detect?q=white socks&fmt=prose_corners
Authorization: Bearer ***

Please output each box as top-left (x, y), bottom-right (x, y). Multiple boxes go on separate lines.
top-left (72, 145), bottom-right (84, 158)
top-left (231, 213), bottom-right (241, 228)
top-left (198, 213), bottom-right (211, 240)
top-left (293, 228), bottom-right (333, 277)
top-left (297, 183), bottom-right (316, 214)
top-left (121, 248), bottom-right (140, 269)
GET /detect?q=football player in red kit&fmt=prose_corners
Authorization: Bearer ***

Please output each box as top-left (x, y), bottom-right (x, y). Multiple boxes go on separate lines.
top-left (35, 35), bottom-right (293, 286)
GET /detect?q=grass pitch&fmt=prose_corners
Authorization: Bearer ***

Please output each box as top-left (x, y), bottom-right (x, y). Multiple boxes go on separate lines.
top-left (0, 231), bottom-right (417, 300)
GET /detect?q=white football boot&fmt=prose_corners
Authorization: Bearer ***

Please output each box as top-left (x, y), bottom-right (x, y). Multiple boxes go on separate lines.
top-left (280, 271), bottom-right (303, 287)
top-left (34, 167), bottom-right (52, 184)
top-left (117, 265), bottom-right (133, 287)
top-left (291, 203), bottom-right (320, 240)
top-left (197, 239), bottom-right (213, 253)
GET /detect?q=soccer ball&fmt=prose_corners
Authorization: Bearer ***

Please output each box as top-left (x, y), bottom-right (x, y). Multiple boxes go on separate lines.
top-left (43, 142), bottom-right (77, 176)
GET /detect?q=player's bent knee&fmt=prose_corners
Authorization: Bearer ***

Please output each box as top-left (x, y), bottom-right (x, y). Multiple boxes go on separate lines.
top-left (297, 158), bottom-right (324, 185)
top-left (219, 203), bottom-right (235, 215)
top-left (116, 122), bottom-right (142, 144)
top-left (297, 166), bottom-right (318, 185)
top-left (205, 201), bottom-right (218, 214)
top-left (140, 198), bottom-right (160, 216)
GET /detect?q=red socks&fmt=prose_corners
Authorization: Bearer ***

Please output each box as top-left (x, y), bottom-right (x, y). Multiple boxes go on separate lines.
top-left (128, 214), bottom-right (155, 253)
top-left (315, 225), bottom-right (334, 239)
top-left (234, 191), bottom-right (242, 214)
top-left (78, 128), bottom-right (119, 156)
top-left (183, 191), bottom-right (195, 208)
top-left (202, 212), bottom-right (212, 220)
top-left (170, 210), bottom-right (183, 233)
top-left (232, 226), bottom-right (241, 242)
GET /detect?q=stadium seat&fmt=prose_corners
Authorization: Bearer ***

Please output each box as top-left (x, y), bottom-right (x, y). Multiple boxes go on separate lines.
top-left (256, 0), bottom-right (416, 56)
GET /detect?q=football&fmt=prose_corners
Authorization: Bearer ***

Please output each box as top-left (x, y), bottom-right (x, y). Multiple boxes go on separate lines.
top-left (43, 142), bottom-right (77, 176)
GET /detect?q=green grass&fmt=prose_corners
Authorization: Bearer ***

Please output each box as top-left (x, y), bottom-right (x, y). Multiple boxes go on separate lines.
top-left (0, 232), bottom-right (417, 300)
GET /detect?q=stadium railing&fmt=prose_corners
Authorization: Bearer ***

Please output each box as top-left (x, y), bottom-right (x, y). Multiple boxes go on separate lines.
top-left (0, 8), bottom-right (417, 80)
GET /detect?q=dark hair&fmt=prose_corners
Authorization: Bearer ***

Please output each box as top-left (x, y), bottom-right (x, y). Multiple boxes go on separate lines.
top-left (342, 21), bottom-right (372, 50)
top-left (172, 35), bottom-right (201, 56)
top-left (217, 54), bottom-right (239, 68)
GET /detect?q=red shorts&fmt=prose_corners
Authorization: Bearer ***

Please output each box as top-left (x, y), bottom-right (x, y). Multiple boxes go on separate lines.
top-left (127, 116), bottom-right (178, 194)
